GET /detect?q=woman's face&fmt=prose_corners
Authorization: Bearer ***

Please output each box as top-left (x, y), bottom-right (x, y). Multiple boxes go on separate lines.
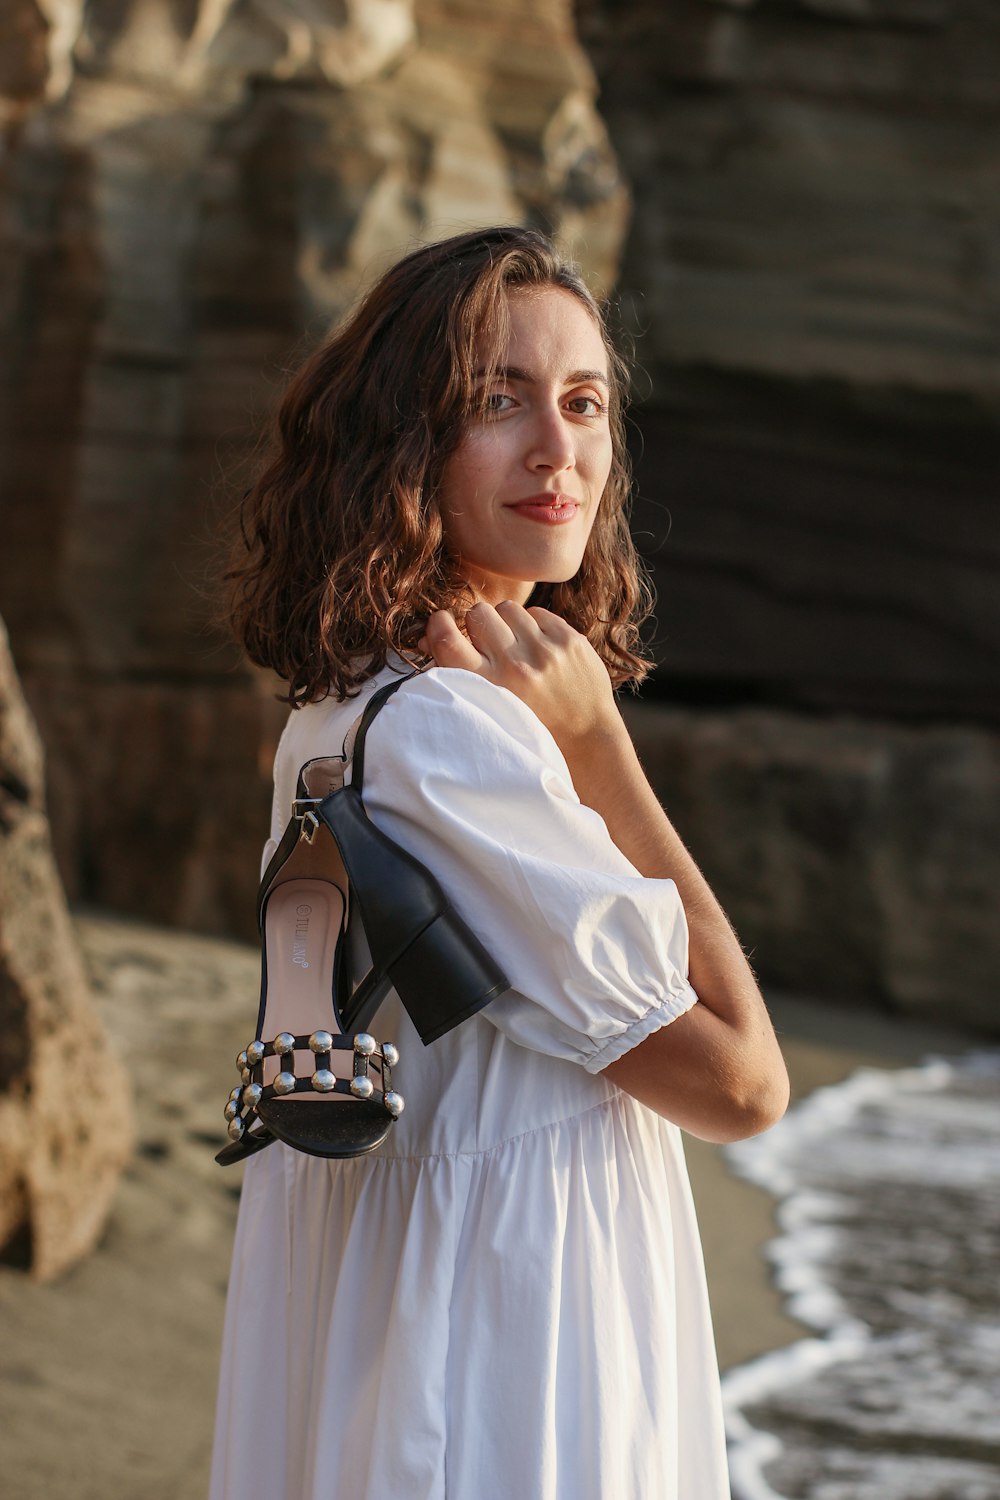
top-left (437, 284), bottom-right (614, 607)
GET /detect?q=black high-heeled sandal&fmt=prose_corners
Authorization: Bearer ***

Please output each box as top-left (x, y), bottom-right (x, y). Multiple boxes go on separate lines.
top-left (216, 673), bottom-right (508, 1165)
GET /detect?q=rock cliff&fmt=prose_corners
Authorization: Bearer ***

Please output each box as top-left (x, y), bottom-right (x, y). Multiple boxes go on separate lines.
top-left (574, 0), bottom-right (1000, 1029)
top-left (579, 0), bottom-right (1000, 724)
top-left (0, 0), bottom-right (627, 936)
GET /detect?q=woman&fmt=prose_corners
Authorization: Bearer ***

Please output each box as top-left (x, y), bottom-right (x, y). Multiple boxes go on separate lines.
top-left (210, 225), bottom-right (789, 1500)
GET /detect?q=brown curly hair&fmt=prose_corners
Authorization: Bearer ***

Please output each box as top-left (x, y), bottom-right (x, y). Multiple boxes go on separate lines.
top-left (225, 225), bottom-right (653, 705)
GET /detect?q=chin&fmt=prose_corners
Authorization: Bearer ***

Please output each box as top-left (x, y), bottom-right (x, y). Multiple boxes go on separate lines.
top-left (537, 556), bottom-right (587, 585)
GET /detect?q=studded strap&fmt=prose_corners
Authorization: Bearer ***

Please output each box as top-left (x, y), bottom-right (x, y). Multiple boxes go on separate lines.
top-left (223, 1029), bottom-right (404, 1146)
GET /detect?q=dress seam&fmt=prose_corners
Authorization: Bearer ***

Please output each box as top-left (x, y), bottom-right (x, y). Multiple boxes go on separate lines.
top-left (369, 1093), bottom-right (623, 1165)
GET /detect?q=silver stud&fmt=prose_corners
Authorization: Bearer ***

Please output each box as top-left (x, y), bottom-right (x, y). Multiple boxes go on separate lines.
top-left (273, 1071), bottom-right (296, 1095)
top-left (384, 1090), bottom-right (404, 1118)
top-left (247, 1040), bottom-right (266, 1067)
top-left (243, 1082), bottom-right (263, 1109)
top-left (311, 1069), bottom-right (336, 1093)
top-left (236, 1049), bottom-right (248, 1070)
top-left (227, 1116), bottom-right (245, 1141)
top-left (224, 1100), bottom-right (240, 1121)
top-left (382, 1042), bottom-right (399, 1068)
top-left (241, 1067), bottom-right (252, 1086)
top-left (273, 1032), bottom-right (296, 1055)
top-left (354, 1032), bottom-right (376, 1057)
top-left (229, 1086), bottom-right (243, 1102)
top-left (309, 1030), bottom-right (334, 1054)
top-left (350, 1075), bottom-right (375, 1100)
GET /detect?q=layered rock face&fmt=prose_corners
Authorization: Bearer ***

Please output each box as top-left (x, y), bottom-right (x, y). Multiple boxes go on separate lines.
top-left (579, 0), bottom-right (1000, 724)
top-left (577, 0), bottom-right (1000, 1028)
top-left (0, 0), bottom-right (627, 937)
top-left (0, 615), bottom-right (133, 1281)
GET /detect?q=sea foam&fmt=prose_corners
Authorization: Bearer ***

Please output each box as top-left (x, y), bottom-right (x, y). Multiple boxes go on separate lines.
top-left (721, 1051), bottom-right (1000, 1500)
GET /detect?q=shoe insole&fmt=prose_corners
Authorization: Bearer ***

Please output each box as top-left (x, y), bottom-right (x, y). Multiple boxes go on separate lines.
top-left (260, 878), bottom-right (356, 1103)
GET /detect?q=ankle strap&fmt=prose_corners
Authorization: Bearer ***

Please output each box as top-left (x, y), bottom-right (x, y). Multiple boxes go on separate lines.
top-left (348, 671), bottom-right (419, 793)
top-left (289, 668), bottom-right (421, 813)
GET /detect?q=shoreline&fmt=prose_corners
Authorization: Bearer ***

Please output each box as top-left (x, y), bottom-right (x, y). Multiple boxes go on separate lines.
top-left (690, 989), bottom-right (982, 1373)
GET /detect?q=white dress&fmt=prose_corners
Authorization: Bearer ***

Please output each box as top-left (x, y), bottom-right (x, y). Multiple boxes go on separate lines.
top-left (209, 662), bottom-right (731, 1500)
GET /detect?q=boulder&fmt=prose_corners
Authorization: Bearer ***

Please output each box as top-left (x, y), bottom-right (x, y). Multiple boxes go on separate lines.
top-left (0, 614), bottom-right (133, 1280)
top-left (623, 698), bottom-right (1000, 1033)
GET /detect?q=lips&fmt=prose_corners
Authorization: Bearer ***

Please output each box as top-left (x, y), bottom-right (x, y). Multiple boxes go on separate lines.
top-left (506, 493), bottom-right (580, 524)
top-left (509, 498), bottom-right (578, 516)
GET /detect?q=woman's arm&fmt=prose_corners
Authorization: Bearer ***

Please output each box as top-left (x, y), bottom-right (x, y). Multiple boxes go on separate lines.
top-left (420, 600), bottom-right (789, 1144)
top-left (557, 718), bottom-right (789, 1143)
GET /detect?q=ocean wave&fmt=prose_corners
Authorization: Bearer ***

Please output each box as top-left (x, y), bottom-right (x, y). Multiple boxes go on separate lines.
top-left (722, 1051), bottom-right (1000, 1500)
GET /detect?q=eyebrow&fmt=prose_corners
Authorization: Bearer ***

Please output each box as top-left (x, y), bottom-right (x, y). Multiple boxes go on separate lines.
top-left (476, 363), bottom-right (610, 388)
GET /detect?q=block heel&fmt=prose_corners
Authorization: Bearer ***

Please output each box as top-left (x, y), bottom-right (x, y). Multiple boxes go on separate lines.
top-left (322, 785), bottom-right (508, 1045)
top-left (388, 911), bottom-right (508, 1045)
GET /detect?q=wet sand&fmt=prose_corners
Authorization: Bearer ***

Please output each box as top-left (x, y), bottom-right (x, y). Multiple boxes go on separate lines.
top-left (0, 911), bottom-right (981, 1499)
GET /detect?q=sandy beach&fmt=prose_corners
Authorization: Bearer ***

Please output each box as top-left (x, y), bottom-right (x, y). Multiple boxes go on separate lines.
top-left (0, 909), bottom-right (981, 1500)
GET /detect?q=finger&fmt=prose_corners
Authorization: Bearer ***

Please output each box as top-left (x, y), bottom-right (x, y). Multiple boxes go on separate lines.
top-left (526, 605), bottom-right (576, 641)
top-left (424, 609), bottom-right (484, 672)
top-left (464, 601), bottom-right (519, 661)
top-left (495, 598), bottom-right (546, 642)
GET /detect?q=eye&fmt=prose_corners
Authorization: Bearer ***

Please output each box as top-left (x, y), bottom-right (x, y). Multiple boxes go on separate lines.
top-left (482, 390), bottom-right (517, 414)
top-left (566, 393), bottom-right (608, 417)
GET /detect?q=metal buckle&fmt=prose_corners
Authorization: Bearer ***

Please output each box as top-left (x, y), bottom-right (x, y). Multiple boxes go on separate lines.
top-left (292, 798), bottom-right (324, 844)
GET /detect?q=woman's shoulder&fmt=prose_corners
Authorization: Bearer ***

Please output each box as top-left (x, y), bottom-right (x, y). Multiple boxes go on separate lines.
top-left (371, 665), bottom-right (569, 775)
top-left (271, 660), bottom-right (574, 816)
top-left (271, 661), bottom-right (403, 784)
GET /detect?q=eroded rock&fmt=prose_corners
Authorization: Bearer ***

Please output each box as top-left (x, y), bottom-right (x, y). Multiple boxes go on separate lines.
top-left (0, 614), bottom-right (133, 1281)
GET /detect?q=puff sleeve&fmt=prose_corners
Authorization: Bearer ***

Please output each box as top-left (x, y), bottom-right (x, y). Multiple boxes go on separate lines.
top-left (358, 668), bottom-right (698, 1074)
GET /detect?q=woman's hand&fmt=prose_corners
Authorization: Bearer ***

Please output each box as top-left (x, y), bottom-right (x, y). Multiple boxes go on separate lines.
top-left (419, 601), bottom-right (623, 760)
top-left (422, 600), bottom-right (789, 1144)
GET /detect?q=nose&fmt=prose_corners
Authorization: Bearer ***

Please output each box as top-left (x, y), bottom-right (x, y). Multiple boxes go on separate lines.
top-left (525, 402), bottom-right (576, 475)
